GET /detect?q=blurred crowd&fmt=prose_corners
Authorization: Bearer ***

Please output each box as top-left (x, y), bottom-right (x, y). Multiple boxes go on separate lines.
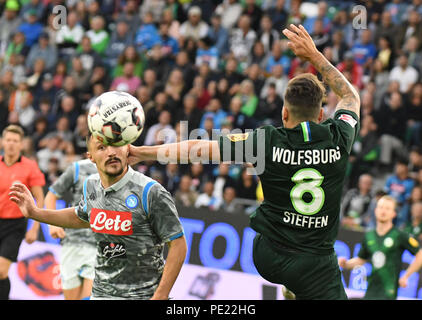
top-left (1, 0), bottom-right (422, 238)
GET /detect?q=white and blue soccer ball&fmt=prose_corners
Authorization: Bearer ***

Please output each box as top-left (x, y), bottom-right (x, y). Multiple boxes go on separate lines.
top-left (87, 91), bottom-right (145, 146)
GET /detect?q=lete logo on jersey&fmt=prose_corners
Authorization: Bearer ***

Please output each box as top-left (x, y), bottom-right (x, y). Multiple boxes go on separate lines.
top-left (90, 208), bottom-right (133, 235)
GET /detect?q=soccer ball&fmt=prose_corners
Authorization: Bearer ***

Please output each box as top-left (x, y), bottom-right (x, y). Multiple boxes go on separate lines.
top-left (87, 91), bottom-right (145, 146)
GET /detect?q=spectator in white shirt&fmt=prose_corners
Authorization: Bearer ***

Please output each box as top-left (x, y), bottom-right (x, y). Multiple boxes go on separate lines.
top-left (389, 53), bottom-right (419, 94)
top-left (144, 110), bottom-right (177, 146)
top-left (179, 6), bottom-right (209, 42)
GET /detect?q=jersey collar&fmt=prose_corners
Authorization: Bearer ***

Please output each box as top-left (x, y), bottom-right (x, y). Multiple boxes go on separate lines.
top-left (103, 166), bottom-right (134, 194)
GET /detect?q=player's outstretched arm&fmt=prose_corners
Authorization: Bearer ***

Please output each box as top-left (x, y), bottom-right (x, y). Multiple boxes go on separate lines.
top-left (399, 250), bottom-right (422, 288)
top-left (283, 24), bottom-right (360, 118)
top-left (128, 140), bottom-right (220, 165)
top-left (9, 183), bottom-right (89, 229)
top-left (151, 236), bottom-right (187, 300)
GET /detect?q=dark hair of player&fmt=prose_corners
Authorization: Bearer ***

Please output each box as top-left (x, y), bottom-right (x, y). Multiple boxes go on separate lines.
top-left (284, 73), bottom-right (326, 121)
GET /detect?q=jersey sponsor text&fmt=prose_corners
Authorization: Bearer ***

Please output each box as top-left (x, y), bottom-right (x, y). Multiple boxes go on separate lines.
top-left (90, 208), bottom-right (133, 235)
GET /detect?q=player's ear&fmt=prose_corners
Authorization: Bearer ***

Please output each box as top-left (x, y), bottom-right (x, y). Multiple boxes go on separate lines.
top-left (86, 151), bottom-right (94, 163)
top-left (282, 106), bottom-right (288, 122)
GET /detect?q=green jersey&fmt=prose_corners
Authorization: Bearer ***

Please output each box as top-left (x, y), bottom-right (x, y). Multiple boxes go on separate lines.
top-left (403, 221), bottom-right (422, 240)
top-left (219, 109), bottom-right (359, 255)
top-left (358, 227), bottom-right (420, 299)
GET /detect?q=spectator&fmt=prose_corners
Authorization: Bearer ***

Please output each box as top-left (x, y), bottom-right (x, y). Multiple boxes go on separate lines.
top-left (189, 75), bottom-right (211, 110)
top-left (236, 168), bottom-right (258, 201)
top-left (157, 21), bottom-right (179, 60)
top-left (341, 174), bottom-right (374, 230)
top-left (55, 10), bottom-right (84, 59)
top-left (330, 30), bottom-right (348, 66)
top-left (199, 98), bottom-right (228, 130)
top-left (351, 29), bottom-right (377, 70)
top-left (85, 15), bottom-right (109, 56)
top-left (256, 82), bottom-right (283, 127)
top-left (109, 62), bottom-right (142, 95)
top-left (115, 0), bottom-right (141, 34)
top-left (266, 40), bottom-right (291, 75)
top-left (337, 51), bottom-right (364, 90)
top-left (236, 79), bottom-right (259, 118)
top-left (395, 10), bottom-right (422, 52)
top-left (266, 0), bottom-right (288, 31)
top-left (72, 114), bottom-right (89, 155)
top-left (258, 14), bottom-right (279, 54)
top-left (179, 6), bottom-right (209, 42)
top-left (195, 36), bottom-right (219, 70)
top-left (404, 36), bottom-right (422, 72)
top-left (4, 32), bottom-right (29, 65)
top-left (230, 15), bottom-right (257, 63)
top-left (105, 20), bottom-right (133, 68)
top-left (409, 147), bottom-right (422, 179)
top-left (384, 159), bottom-right (415, 227)
top-left (69, 56), bottom-right (90, 92)
top-left (215, 0), bottom-right (243, 30)
top-left (226, 95), bottom-right (255, 131)
top-left (0, 0), bottom-right (22, 48)
top-left (260, 64), bottom-right (288, 99)
top-left (113, 46), bottom-right (145, 79)
top-left (163, 163), bottom-right (181, 195)
top-left (250, 41), bottom-right (269, 71)
top-left (404, 201), bottom-right (422, 243)
top-left (243, 0), bottom-right (263, 31)
top-left (165, 68), bottom-right (186, 110)
top-left (36, 135), bottom-right (64, 173)
top-left (174, 175), bottom-right (198, 207)
top-left (220, 186), bottom-right (242, 213)
top-left (17, 9), bottom-right (43, 47)
top-left (375, 91), bottom-right (408, 169)
top-left (144, 110), bottom-right (177, 146)
top-left (207, 13), bottom-right (230, 58)
top-left (75, 36), bottom-right (103, 72)
top-left (311, 19), bottom-right (331, 53)
top-left (195, 181), bottom-right (222, 210)
top-left (174, 94), bottom-right (203, 133)
top-left (389, 53), bottom-right (419, 94)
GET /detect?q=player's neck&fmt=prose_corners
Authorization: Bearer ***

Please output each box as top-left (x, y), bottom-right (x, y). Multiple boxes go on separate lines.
top-left (376, 221), bottom-right (394, 236)
top-left (100, 166), bottom-right (128, 189)
top-left (283, 118), bottom-right (318, 129)
top-left (3, 153), bottom-right (20, 166)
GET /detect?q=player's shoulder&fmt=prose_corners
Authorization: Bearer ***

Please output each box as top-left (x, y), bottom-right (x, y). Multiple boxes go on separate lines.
top-left (76, 158), bottom-right (97, 173)
top-left (129, 170), bottom-right (163, 190)
top-left (20, 155), bottom-right (41, 168)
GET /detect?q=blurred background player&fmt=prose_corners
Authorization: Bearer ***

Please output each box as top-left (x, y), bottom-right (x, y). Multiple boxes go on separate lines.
top-left (9, 132), bottom-right (187, 300)
top-left (45, 159), bottom-right (97, 300)
top-left (0, 125), bottom-right (45, 300)
top-left (338, 195), bottom-right (422, 300)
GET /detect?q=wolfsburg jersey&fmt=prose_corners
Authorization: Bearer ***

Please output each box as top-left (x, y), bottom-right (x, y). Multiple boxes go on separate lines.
top-left (49, 159), bottom-right (97, 247)
top-left (219, 109), bottom-right (359, 255)
top-left (358, 227), bottom-right (420, 299)
top-left (75, 166), bottom-right (184, 299)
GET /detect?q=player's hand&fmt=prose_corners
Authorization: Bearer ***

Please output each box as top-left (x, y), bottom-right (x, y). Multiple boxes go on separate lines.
top-left (25, 227), bottom-right (39, 244)
top-left (282, 24), bottom-right (319, 62)
top-left (338, 257), bottom-right (347, 269)
top-left (50, 226), bottom-right (66, 239)
top-left (127, 144), bottom-right (142, 166)
top-left (9, 182), bottom-right (37, 218)
top-left (399, 275), bottom-right (409, 288)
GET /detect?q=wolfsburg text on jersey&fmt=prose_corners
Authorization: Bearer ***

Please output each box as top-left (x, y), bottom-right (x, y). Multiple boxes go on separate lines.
top-left (272, 146), bottom-right (341, 165)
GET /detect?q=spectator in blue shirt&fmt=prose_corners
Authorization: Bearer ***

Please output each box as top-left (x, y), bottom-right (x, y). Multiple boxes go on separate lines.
top-left (266, 40), bottom-right (291, 75)
top-left (105, 20), bottom-right (133, 68)
top-left (207, 13), bottom-right (229, 58)
top-left (157, 22), bottom-right (179, 60)
top-left (384, 159), bottom-right (416, 227)
top-left (196, 36), bottom-right (219, 70)
top-left (18, 9), bottom-right (43, 47)
top-left (199, 98), bottom-right (227, 130)
top-left (351, 29), bottom-right (377, 69)
top-left (135, 12), bottom-right (160, 53)
top-left (303, 1), bottom-right (331, 34)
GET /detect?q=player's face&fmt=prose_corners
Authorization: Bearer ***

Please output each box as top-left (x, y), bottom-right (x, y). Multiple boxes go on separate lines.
top-left (375, 198), bottom-right (396, 223)
top-left (88, 137), bottom-right (129, 178)
top-left (2, 132), bottom-right (23, 158)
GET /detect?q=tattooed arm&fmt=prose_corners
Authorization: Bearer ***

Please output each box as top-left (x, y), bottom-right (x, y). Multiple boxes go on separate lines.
top-left (283, 24), bottom-right (361, 118)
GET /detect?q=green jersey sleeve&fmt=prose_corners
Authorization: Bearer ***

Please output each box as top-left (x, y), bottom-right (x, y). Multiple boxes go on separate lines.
top-left (399, 230), bottom-right (420, 255)
top-left (357, 232), bottom-right (371, 260)
top-left (332, 109), bottom-right (360, 154)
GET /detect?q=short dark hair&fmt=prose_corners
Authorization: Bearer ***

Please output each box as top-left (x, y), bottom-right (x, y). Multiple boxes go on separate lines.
top-left (284, 73), bottom-right (326, 121)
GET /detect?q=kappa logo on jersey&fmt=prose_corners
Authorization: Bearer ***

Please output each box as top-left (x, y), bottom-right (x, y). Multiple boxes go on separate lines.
top-left (90, 208), bottom-right (133, 235)
top-left (338, 114), bottom-right (357, 128)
